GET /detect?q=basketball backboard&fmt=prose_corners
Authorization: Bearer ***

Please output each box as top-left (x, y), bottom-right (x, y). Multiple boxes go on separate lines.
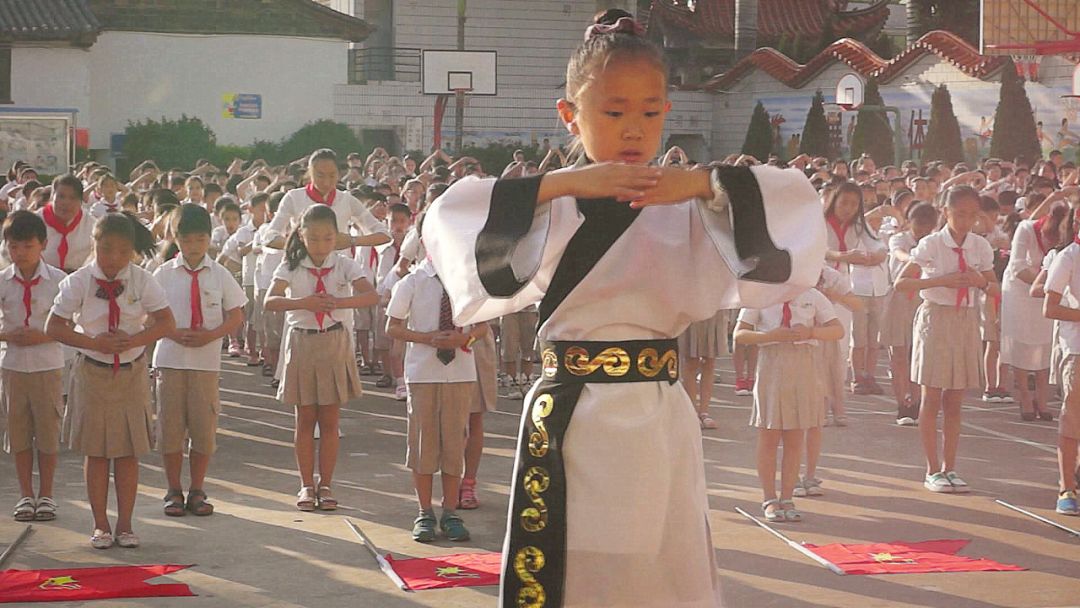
top-left (980, 0), bottom-right (1080, 55)
top-left (835, 74), bottom-right (865, 110)
top-left (422, 50), bottom-right (497, 96)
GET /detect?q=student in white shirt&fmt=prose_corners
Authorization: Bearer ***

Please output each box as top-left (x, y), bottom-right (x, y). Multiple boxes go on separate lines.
top-left (46, 213), bottom-right (176, 550)
top-left (895, 186), bottom-right (999, 494)
top-left (735, 287), bottom-right (844, 523)
top-left (224, 193), bottom-right (269, 365)
top-left (264, 149), bottom-right (390, 253)
top-left (88, 175), bottom-right (123, 219)
top-left (39, 175), bottom-right (94, 273)
top-left (386, 224), bottom-right (489, 543)
top-left (209, 198), bottom-right (241, 260)
top-left (1, 212), bottom-right (65, 523)
top-left (254, 193), bottom-right (285, 378)
top-left (1042, 206), bottom-right (1080, 515)
top-left (264, 204), bottom-right (378, 512)
top-left (152, 205), bottom-right (247, 518)
top-left (373, 205), bottom-right (410, 400)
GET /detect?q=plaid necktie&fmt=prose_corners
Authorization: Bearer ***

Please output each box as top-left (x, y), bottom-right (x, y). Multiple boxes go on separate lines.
top-left (437, 288), bottom-right (455, 365)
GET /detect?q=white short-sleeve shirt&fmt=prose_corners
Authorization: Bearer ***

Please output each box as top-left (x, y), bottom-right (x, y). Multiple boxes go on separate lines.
top-left (888, 231), bottom-right (918, 280)
top-left (50, 261), bottom-right (170, 364)
top-left (849, 230), bottom-right (891, 297)
top-left (254, 224), bottom-right (284, 292)
top-left (0, 262), bottom-right (65, 372)
top-left (1045, 244), bottom-right (1080, 355)
top-left (909, 228), bottom-right (994, 307)
top-left (271, 251), bottom-right (367, 330)
top-left (152, 255), bottom-right (248, 371)
top-left (225, 222), bottom-right (258, 286)
top-left (37, 206), bottom-right (94, 272)
top-left (266, 188), bottom-right (390, 244)
top-left (386, 259), bottom-right (477, 384)
top-left (737, 288), bottom-right (838, 346)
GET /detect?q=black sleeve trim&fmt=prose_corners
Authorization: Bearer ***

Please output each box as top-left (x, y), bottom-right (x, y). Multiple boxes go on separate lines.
top-left (476, 175), bottom-right (545, 297)
top-left (714, 166), bottom-right (792, 284)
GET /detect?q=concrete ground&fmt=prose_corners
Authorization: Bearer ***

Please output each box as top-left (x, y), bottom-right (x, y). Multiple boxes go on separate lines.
top-left (1, 354), bottom-right (1079, 608)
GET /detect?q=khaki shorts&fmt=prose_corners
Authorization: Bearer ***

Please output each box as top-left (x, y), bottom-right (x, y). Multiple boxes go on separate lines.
top-left (472, 330), bottom-right (498, 413)
top-left (354, 305), bottom-right (375, 332)
top-left (1059, 355), bottom-right (1080, 440)
top-left (500, 310), bottom-right (538, 363)
top-left (2, 368), bottom-right (63, 454)
top-left (258, 289), bottom-right (284, 348)
top-left (373, 306), bottom-right (392, 351)
top-left (852, 295), bottom-right (885, 349)
top-left (245, 285), bottom-right (262, 337)
top-left (406, 382), bottom-right (473, 476)
top-left (156, 368), bottom-right (221, 455)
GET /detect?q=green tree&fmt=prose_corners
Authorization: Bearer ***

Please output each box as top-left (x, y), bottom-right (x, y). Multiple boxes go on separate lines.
top-left (278, 120), bottom-right (364, 165)
top-left (120, 115), bottom-right (216, 176)
top-left (850, 78), bottom-right (895, 165)
top-left (923, 84), bottom-right (964, 164)
top-left (800, 90), bottom-right (830, 158)
top-left (990, 59), bottom-right (1042, 162)
top-left (742, 101), bottom-right (773, 160)
top-left (907, 0), bottom-right (980, 47)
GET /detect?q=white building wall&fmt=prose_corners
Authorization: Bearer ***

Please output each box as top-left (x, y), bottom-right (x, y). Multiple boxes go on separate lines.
top-left (86, 31), bottom-right (348, 150)
top-left (8, 46), bottom-right (92, 122)
top-left (336, 0), bottom-right (714, 156)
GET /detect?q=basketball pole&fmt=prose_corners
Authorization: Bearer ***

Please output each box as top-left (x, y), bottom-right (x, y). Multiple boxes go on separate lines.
top-left (455, 0), bottom-right (467, 154)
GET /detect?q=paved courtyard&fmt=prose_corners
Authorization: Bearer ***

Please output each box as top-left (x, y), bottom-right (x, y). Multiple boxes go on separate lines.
top-left (2, 355), bottom-right (1079, 607)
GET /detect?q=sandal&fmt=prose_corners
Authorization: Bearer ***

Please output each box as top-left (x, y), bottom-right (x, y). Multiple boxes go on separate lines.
top-left (762, 499), bottom-right (786, 523)
top-left (316, 485), bottom-right (338, 511)
top-left (115, 531), bottom-right (140, 548)
top-left (780, 499), bottom-right (803, 522)
top-left (34, 496), bottom-right (57, 521)
top-left (90, 529), bottom-right (114, 549)
top-left (163, 490), bottom-right (186, 517)
top-left (185, 489), bottom-right (214, 516)
top-left (698, 412), bottom-right (718, 430)
top-left (458, 478), bottom-right (479, 510)
top-left (297, 486), bottom-right (317, 512)
top-left (13, 496), bottom-right (35, 522)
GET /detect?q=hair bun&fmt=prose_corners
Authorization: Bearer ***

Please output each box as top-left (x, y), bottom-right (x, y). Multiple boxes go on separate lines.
top-left (585, 12), bottom-right (644, 40)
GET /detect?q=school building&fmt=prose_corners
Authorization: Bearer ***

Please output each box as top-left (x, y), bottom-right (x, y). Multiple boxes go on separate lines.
top-left (0, 0), bottom-right (371, 171)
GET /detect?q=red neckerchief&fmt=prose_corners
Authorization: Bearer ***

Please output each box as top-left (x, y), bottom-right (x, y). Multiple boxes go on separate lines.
top-left (94, 278), bottom-right (122, 373)
top-left (183, 264), bottom-right (206, 330)
top-left (1033, 216), bottom-right (1051, 255)
top-left (41, 204), bottom-right (82, 270)
top-left (368, 247), bottom-right (378, 270)
top-left (952, 241), bottom-right (969, 309)
top-left (826, 214), bottom-right (851, 269)
top-left (781, 302), bottom-right (792, 328)
top-left (13, 272), bottom-right (40, 326)
top-left (305, 183), bottom-right (336, 207)
top-left (308, 266), bottom-right (333, 329)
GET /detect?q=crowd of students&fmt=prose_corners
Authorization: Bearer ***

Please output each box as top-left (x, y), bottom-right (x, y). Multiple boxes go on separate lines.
top-left (2, 142), bottom-right (1079, 550)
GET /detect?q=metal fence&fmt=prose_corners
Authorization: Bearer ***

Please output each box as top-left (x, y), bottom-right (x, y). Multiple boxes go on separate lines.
top-left (348, 47), bottom-right (421, 84)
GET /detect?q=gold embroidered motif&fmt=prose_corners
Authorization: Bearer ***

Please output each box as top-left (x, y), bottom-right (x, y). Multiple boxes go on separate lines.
top-left (637, 348), bottom-right (679, 380)
top-left (514, 546), bottom-right (547, 608)
top-left (541, 349), bottom-right (558, 379)
top-left (564, 346), bottom-right (630, 377)
top-left (520, 466), bottom-right (550, 533)
top-left (528, 395), bottom-right (554, 458)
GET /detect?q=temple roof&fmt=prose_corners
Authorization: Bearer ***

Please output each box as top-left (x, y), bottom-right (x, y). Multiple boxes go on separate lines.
top-left (646, 0), bottom-right (891, 40)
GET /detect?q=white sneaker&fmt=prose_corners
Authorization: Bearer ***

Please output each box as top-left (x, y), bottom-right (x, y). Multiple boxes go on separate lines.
top-left (792, 479), bottom-right (807, 497)
top-left (507, 384), bottom-right (525, 399)
top-left (944, 471), bottom-right (970, 493)
top-left (498, 374), bottom-right (510, 388)
top-left (896, 416), bottom-right (916, 427)
top-left (924, 472), bottom-right (953, 493)
top-left (395, 384), bottom-right (408, 401)
top-left (803, 477), bottom-right (825, 497)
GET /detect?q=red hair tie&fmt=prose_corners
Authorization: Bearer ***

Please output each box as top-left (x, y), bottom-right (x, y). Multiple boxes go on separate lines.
top-left (584, 17), bottom-right (645, 40)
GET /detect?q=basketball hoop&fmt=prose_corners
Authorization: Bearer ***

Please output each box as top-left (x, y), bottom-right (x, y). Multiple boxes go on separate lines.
top-left (1011, 53), bottom-right (1043, 82)
top-left (451, 87), bottom-right (473, 107)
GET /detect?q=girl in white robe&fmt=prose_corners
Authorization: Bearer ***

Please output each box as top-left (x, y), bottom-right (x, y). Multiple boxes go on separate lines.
top-left (423, 10), bottom-right (826, 608)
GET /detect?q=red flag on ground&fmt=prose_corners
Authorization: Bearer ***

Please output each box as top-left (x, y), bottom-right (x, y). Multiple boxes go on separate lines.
top-left (0, 565), bottom-right (194, 603)
top-left (385, 552), bottom-right (501, 590)
top-left (803, 540), bottom-right (1025, 575)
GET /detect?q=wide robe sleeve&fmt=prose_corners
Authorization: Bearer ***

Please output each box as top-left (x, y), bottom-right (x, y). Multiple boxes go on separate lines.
top-left (424, 175), bottom-right (582, 325)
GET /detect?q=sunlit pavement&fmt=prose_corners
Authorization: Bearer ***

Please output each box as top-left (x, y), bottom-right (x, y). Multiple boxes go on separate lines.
top-left (2, 355), bottom-right (1079, 607)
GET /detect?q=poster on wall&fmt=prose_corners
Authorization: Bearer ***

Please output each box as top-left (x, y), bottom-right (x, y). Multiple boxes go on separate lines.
top-left (222, 94), bottom-right (262, 119)
top-left (405, 117), bottom-right (424, 152)
top-left (0, 115), bottom-right (72, 176)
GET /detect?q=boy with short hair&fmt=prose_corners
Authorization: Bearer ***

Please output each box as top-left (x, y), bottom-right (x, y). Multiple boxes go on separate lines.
top-left (1, 211), bottom-right (65, 521)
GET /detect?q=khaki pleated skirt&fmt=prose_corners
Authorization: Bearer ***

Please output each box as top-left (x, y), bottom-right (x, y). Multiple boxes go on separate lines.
top-left (679, 310), bottom-right (731, 359)
top-left (911, 303), bottom-right (983, 390)
top-left (278, 326), bottom-right (362, 406)
top-left (68, 355), bottom-right (153, 458)
top-left (880, 291), bottom-right (920, 347)
top-left (817, 339), bottom-right (846, 403)
top-left (751, 343), bottom-right (825, 430)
